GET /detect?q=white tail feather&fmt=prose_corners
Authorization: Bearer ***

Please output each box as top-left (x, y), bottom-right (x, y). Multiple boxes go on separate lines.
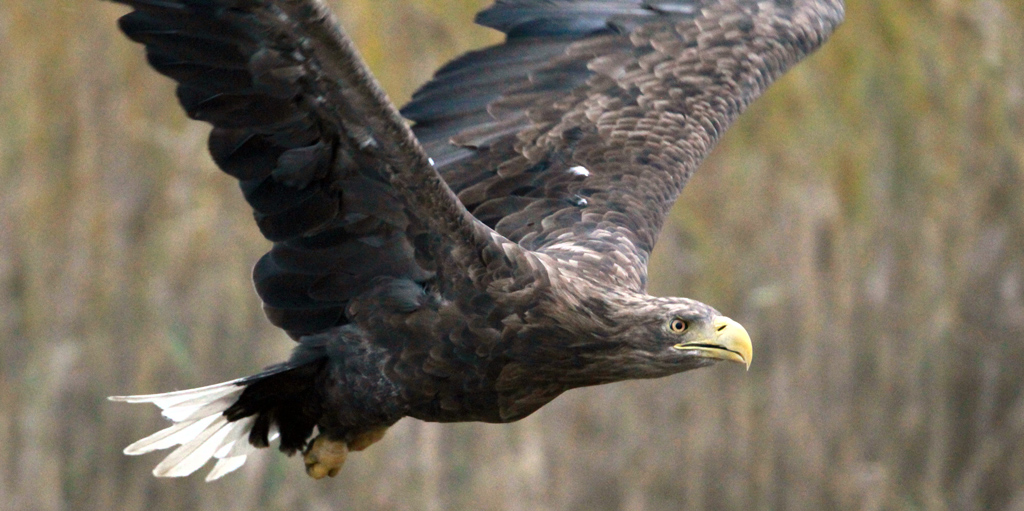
top-left (110, 378), bottom-right (268, 480)
top-left (206, 455), bottom-right (248, 482)
top-left (122, 414), bottom-right (221, 455)
top-left (214, 417), bottom-right (254, 458)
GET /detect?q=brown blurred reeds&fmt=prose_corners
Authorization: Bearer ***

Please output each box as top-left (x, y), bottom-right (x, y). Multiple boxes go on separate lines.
top-left (0, 0), bottom-right (1022, 510)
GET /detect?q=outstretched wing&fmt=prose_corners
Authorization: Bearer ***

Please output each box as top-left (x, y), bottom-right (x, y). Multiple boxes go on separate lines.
top-left (113, 0), bottom-right (506, 339)
top-left (406, 0), bottom-right (844, 291)
top-left (114, 0), bottom-right (842, 339)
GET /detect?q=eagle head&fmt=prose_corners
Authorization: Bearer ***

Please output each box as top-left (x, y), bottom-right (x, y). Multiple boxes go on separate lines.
top-left (593, 294), bottom-right (754, 380)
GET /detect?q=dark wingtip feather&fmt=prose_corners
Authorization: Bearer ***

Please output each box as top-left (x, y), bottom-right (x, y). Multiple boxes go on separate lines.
top-left (474, 1), bottom-right (658, 38)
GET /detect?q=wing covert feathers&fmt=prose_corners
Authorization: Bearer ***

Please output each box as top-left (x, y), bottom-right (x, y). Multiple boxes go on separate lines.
top-left (408, 0), bottom-right (844, 290)
top-left (110, 380), bottom-right (274, 481)
top-left (113, 0), bottom-right (519, 338)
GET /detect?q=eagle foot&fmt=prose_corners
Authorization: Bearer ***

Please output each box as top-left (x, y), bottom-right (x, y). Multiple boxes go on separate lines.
top-left (302, 427), bottom-right (389, 479)
top-left (347, 426), bottom-right (389, 451)
top-left (303, 435), bottom-right (348, 480)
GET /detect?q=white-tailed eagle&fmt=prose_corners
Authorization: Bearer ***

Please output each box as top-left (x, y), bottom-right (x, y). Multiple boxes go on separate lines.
top-left (108, 0), bottom-right (843, 481)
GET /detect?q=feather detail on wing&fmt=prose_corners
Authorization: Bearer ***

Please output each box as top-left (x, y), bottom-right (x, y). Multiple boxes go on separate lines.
top-left (112, 0), bottom-right (513, 340)
top-left (110, 380), bottom-right (277, 481)
top-left (407, 0), bottom-right (845, 291)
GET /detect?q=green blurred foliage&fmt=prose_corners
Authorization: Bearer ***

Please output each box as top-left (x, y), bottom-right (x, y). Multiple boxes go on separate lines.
top-left (0, 0), bottom-right (1021, 510)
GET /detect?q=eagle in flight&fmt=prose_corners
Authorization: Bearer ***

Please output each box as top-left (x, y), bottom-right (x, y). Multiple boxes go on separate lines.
top-left (109, 0), bottom-right (843, 481)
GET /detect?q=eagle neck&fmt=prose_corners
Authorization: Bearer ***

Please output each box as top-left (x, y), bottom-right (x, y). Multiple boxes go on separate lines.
top-left (522, 266), bottom-right (671, 385)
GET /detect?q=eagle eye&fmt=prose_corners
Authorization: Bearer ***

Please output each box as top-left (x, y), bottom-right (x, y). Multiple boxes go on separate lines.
top-left (668, 318), bottom-right (688, 334)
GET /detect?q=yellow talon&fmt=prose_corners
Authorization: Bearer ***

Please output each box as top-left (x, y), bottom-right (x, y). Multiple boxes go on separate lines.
top-left (302, 427), bottom-right (389, 479)
top-left (304, 435), bottom-right (348, 480)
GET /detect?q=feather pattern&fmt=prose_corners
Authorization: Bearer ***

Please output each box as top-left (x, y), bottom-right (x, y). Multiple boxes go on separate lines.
top-left (111, 0), bottom-right (515, 341)
top-left (408, 0), bottom-right (845, 291)
top-left (110, 380), bottom-right (270, 480)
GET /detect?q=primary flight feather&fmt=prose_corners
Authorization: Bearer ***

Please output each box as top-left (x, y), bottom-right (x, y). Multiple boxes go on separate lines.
top-left (108, 0), bottom-right (843, 480)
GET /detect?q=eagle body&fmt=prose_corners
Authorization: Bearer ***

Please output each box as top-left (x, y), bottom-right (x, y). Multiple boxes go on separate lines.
top-left (246, 247), bottom-right (723, 436)
top-left (108, 0), bottom-right (843, 480)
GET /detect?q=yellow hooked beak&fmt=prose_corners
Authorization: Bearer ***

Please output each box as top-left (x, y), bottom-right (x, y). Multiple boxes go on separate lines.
top-left (673, 316), bottom-right (753, 370)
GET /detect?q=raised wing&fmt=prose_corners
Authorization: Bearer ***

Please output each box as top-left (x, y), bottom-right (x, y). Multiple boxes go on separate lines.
top-left (405, 0), bottom-right (844, 291)
top-left (112, 0), bottom-right (508, 339)
top-left (114, 0), bottom-right (842, 338)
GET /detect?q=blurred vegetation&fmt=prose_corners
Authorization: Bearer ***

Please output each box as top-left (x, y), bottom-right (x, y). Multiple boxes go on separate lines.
top-left (0, 0), bottom-right (1021, 509)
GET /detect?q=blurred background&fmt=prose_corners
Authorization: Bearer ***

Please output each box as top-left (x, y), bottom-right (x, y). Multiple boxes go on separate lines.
top-left (1, 0), bottom-right (1022, 509)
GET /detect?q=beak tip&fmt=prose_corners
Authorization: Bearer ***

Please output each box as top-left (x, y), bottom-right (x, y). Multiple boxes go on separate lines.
top-left (713, 316), bottom-right (753, 370)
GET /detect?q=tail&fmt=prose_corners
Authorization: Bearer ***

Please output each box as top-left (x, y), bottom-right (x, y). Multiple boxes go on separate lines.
top-left (110, 359), bottom-right (325, 481)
